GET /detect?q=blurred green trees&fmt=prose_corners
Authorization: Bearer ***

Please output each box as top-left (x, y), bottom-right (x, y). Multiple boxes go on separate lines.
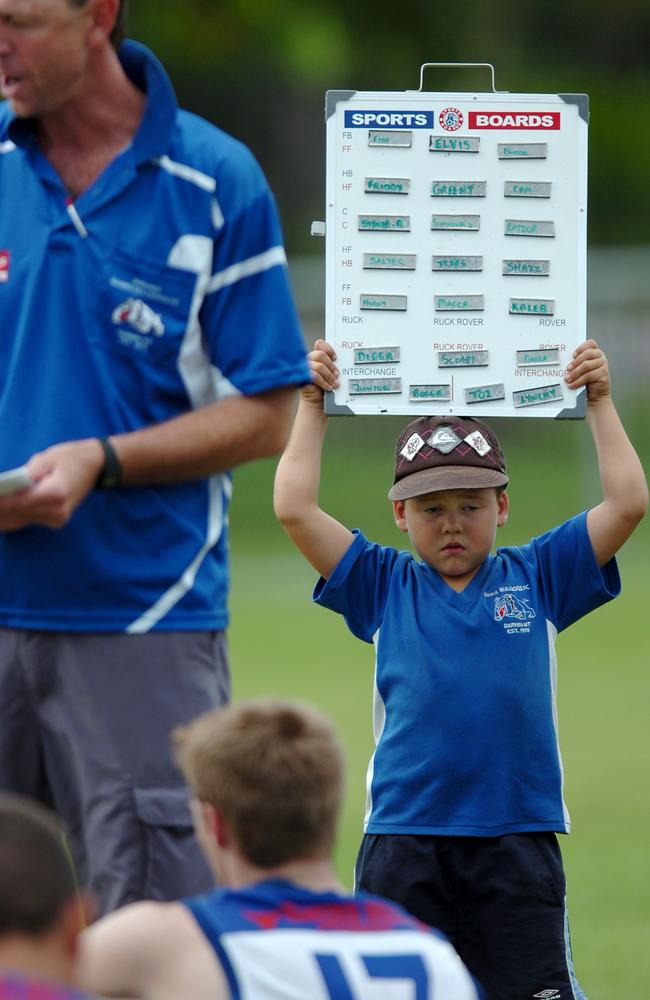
top-left (129, 1), bottom-right (650, 249)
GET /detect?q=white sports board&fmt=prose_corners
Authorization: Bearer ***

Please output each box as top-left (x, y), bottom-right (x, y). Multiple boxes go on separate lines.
top-left (321, 81), bottom-right (588, 418)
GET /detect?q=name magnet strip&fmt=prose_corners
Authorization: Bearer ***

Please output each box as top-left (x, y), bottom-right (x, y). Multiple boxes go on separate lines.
top-left (354, 346), bottom-right (401, 364)
top-left (360, 294), bottom-right (407, 311)
top-left (368, 130), bottom-right (413, 147)
top-left (365, 177), bottom-right (411, 194)
top-left (509, 298), bottom-right (555, 315)
top-left (431, 181), bottom-right (487, 197)
top-left (430, 137), bottom-right (480, 153)
top-left (503, 259), bottom-right (550, 276)
top-left (359, 215), bottom-right (410, 232)
top-left (505, 219), bottom-right (555, 237)
top-left (349, 378), bottom-right (402, 395)
top-left (464, 383), bottom-right (506, 404)
top-left (498, 143), bottom-right (548, 159)
top-left (435, 295), bottom-right (484, 312)
top-left (516, 349), bottom-right (561, 367)
top-left (504, 181), bottom-right (552, 199)
top-left (513, 384), bottom-right (564, 407)
top-left (432, 256), bottom-right (483, 271)
top-left (438, 351), bottom-right (489, 368)
top-left (363, 253), bottom-right (417, 270)
top-left (409, 384), bottom-right (452, 402)
top-left (431, 215), bottom-right (480, 231)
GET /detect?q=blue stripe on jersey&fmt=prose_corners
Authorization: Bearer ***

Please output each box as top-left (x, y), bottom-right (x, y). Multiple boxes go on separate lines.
top-left (314, 513), bottom-right (620, 836)
top-left (187, 900), bottom-right (243, 999)
top-left (0, 42), bottom-right (309, 631)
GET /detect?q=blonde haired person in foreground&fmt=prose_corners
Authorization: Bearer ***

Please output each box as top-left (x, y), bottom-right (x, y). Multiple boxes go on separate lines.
top-left (79, 699), bottom-right (482, 999)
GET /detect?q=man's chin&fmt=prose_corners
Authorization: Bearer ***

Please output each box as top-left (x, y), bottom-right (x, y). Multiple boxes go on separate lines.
top-left (4, 96), bottom-right (31, 117)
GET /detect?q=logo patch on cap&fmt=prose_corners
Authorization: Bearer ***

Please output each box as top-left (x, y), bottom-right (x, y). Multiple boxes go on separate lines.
top-left (428, 425), bottom-right (462, 454)
top-left (464, 430), bottom-right (492, 457)
top-left (400, 432), bottom-right (427, 462)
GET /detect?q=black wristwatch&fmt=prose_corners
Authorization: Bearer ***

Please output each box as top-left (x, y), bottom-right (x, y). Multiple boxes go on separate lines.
top-left (95, 437), bottom-right (123, 489)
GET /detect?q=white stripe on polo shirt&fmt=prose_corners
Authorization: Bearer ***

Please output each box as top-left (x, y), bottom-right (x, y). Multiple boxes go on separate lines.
top-left (363, 626), bottom-right (387, 831)
top-left (547, 619), bottom-right (571, 831)
top-left (124, 234), bottom-right (234, 633)
top-left (153, 156), bottom-right (225, 231)
top-left (154, 154), bottom-right (216, 192)
top-left (126, 474), bottom-right (232, 634)
top-left (207, 245), bottom-right (287, 295)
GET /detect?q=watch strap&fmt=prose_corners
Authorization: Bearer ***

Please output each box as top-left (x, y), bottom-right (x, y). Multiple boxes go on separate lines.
top-left (95, 437), bottom-right (123, 489)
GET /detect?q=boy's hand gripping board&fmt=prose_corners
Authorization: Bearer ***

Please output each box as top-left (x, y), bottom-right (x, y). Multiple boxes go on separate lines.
top-left (318, 64), bottom-right (588, 418)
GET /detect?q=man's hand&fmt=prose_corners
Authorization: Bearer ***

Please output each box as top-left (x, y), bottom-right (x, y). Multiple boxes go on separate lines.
top-left (300, 339), bottom-right (340, 407)
top-left (0, 439), bottom-right (104, 532)
top-left (565, 339), bottom-right (610, 404)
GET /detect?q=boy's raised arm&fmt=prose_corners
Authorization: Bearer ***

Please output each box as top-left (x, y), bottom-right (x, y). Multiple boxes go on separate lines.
top-left (274, 340), bottom-right (355, 579)
top-left (565, 339), bottom-right (648, 567)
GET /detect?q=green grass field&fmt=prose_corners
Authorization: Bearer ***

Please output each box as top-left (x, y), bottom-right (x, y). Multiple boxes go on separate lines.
top-left (228, 404), bottom-right (649, 998)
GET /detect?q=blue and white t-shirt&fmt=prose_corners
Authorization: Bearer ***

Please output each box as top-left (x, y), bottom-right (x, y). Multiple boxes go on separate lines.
top-left (0, 41), bottom-right (309, 631)
top-left (314, 513), bottom-right (620, 836)
top-left (185, 879), bottom-right (481, 998)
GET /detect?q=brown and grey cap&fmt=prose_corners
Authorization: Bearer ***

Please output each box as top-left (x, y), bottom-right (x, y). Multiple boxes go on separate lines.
top-left (389, 415), bottom-right (508, 501)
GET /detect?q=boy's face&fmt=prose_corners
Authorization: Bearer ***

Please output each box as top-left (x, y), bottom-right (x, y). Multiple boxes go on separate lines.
top-left (393, 487), bottom-right (509, 591)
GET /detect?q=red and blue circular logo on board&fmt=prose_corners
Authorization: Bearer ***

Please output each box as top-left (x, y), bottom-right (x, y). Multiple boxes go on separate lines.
top-left (439, 107), bottom-right (463, 131)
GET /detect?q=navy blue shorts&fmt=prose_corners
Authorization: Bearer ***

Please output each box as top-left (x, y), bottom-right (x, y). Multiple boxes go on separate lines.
top-left (355, 832), bottom-right (586, 1000)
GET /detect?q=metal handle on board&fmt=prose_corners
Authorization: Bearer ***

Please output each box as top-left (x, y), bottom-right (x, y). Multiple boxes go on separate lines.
top-left (418, 62), bottom-right (501, 93)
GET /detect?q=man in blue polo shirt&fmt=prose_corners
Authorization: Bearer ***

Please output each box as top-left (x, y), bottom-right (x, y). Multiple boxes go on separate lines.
top-left (0, 0), bottom-right (309, 913)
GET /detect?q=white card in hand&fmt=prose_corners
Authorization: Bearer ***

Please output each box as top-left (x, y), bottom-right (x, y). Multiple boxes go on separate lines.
top-left (0, 466), bottom-right (33, 496)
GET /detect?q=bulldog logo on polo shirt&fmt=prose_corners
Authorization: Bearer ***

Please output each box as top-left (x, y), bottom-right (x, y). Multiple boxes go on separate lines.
top-left (112, 298), bottom-right (165, 337)
top-left (105, 261), bottom-right (196, 358)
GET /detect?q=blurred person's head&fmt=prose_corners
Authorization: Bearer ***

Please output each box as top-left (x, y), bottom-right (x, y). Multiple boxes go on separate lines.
top-left (67, 0), bottom-right (128, 48)
top-left (175, 699), bottom-right (346, 883)
top-left (0, 0), bottom-right (129, 120)
top-left (0, 794), bottom-right (89, 986)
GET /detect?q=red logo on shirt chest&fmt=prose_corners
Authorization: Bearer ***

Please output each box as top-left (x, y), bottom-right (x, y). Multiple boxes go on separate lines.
top-left (0, 251), bottom-right (10, 282)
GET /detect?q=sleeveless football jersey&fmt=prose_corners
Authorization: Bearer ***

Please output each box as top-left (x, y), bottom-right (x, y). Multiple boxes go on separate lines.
top-left (184, 879), bottom-right (481, 998)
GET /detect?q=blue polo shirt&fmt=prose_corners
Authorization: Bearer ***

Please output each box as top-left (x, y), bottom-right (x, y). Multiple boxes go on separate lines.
top-left (0, 41), bottom-right (309, 631)
top-left (314, 513), bottom-right (620, 836)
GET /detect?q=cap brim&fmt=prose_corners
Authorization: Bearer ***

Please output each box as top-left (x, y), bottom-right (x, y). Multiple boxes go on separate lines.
top-left (388, 465), bottom-right (509, 501)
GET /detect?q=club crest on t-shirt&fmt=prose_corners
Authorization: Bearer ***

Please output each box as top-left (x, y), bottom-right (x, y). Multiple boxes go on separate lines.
top-left (494, 590), bottom-right (536, 634)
